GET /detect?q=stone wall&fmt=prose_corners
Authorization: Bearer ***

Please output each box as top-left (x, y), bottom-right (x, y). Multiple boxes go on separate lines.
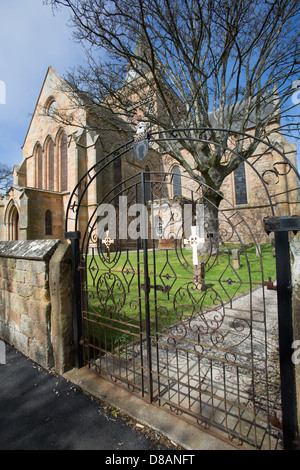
top-left (0, 240), bottom-right (74, 374)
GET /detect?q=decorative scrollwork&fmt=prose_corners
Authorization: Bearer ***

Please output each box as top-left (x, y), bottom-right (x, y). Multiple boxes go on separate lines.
top-left (218, 223), bottom-right (235, 244)
top-left (262, 160), bottom-right (292, 185)
top-left (169, 405), bottom-right (183, 415)
top-left (90, 230), bottom-right (98, 244)
top-left (173, 283), bottom-right (225, 334)
top-left (225, 352), bottom-right (237, 365)
top-left (96, 272), bottom-right (126, 316)
top-left (87, 290), bottom-right (95, 301)
top-left (197, 418), bottom-right (210, 430)
top-left (126, 300), bottom-right (140, 322)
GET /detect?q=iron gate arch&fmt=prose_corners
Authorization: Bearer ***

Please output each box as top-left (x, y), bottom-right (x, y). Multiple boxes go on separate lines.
top-left (65, 128), bottom-right (300, 450)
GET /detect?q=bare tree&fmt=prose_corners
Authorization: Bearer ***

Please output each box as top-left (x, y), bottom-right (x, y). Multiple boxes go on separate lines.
top-left (45, 0), bottom-right (300, 226)
top-left (0, 163), bottom-right (13, 196)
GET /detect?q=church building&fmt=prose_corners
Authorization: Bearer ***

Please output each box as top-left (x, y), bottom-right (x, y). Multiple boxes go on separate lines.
top-left (0, 65), bottom-right (298, 245)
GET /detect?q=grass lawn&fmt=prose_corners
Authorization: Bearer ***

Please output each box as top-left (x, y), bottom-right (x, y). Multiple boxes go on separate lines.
top-left (83, 243), bottom-right (276, 351)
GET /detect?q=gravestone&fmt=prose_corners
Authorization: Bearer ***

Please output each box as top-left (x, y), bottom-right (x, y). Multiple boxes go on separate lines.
top-left (256, 243), bottom-right (261, 257)
top-left (232, 249), bottom-right (240, 270)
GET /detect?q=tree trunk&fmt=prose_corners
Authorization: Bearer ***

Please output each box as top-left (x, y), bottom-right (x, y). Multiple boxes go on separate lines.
top-left (202, 190), bottom-right (222, 256)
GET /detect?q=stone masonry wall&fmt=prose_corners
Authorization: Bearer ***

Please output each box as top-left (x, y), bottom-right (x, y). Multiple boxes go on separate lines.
top-left (0, 240), bottom-right (74, 373)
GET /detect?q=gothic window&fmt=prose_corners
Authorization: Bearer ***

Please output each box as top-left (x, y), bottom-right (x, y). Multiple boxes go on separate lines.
top-left (35, 143), bottom-right (43, 189)
top-left (46, 138), bottom-right (54, 191)
top-left (9, 205), bottom-right (19, 240)
top-left (46, 97), bottom-right (57, 117)
top-left (172, 166), bottom-right (182, 197)
top-left (234, 161), bottom-right (248, 205)
top-left (45, 210), bottom-right (52, 235)
top-left (60, 132), bottom-right (68, 192)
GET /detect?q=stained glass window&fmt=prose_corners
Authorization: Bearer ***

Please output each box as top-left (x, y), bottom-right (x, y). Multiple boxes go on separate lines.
top-left (234, 161), bottom-right (248, 205)
top-left (173, 167), bottom-right (182, 197)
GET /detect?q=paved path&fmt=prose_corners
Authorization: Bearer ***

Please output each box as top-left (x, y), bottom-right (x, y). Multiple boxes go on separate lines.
top-left (0, 287), bottom-right (280, 451)
top-left (87, 286), bottom-right (281, 450)
top-left (0, 344), bottom-right (172, 451)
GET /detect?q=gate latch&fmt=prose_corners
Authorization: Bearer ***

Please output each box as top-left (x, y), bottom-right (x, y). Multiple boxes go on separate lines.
top-left (263, 277), bottom-right (277, 291)
top-left (141, 277), bottom-right (171, 294)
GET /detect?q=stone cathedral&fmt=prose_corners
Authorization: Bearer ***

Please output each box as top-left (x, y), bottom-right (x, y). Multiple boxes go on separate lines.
top-left (0, 65), bottom-right (298, 244)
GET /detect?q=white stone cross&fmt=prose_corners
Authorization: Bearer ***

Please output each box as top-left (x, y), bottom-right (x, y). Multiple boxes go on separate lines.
top-left (184, 225), bottom-right (205, 266)
top-left (102, 230), bottom-right (114, 260)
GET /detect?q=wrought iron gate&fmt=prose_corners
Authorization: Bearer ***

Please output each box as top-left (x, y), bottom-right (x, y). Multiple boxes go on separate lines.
top-left (65, 128), bottom-right (300, 450)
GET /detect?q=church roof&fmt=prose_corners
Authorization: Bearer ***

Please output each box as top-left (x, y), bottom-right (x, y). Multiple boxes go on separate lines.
top-left (21, 66), bottom-right (66, 150)
top-left (208, 90), bottom-right (280, 131)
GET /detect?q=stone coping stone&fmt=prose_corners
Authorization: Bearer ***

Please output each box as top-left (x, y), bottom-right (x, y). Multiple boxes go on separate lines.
top-left (0, 240), bottom-right (61, 260)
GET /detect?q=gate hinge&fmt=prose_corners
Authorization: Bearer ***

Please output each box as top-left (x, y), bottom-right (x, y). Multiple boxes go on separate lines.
top-left (141, 277), bottom-right (171, 293)
top-left (264, 216), bottom-right (300, 235)
top-left (65, 230), bottom-right (81, 240)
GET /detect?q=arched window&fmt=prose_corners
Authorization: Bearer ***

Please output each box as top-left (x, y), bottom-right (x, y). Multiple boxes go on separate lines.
top-left (11, 205), bottom-right (19, 240)
top-left (48, 100), bottom-right (56, 117)
top-left (172, 166), bottom-right (182, 197)
top-left (45, 210), bottom-right (52, 236)
top-left (234, 161), bottom-right (248, 205)
top-left (60, 132), bottom-right (68, 192)
top-left (6, 203), bottom-right (19, 240)
top-left (35, 143), bottom-right (43, 189)
top-left (46, 138), bottom-right (55, 191)
top-left (45, 97), bottom-right (57, 117)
